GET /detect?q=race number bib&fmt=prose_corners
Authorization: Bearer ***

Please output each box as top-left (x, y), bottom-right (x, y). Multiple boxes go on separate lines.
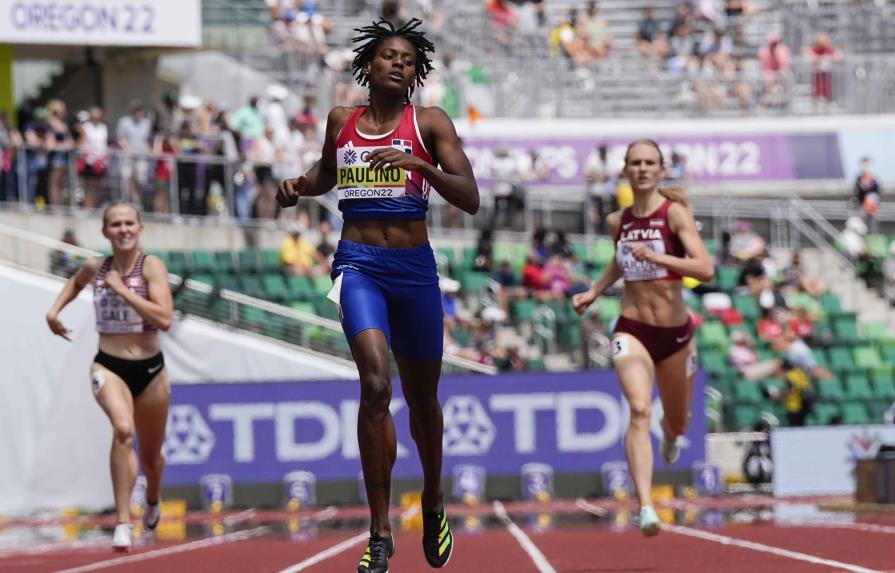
top-left (336, 145), bottom-right (407, 200)
top-left (616, 239), bottom-right (669, 281)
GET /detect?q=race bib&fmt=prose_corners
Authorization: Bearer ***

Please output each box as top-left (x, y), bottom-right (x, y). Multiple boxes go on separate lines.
top-left (336, 145), bottom-right (407, 200)
top-left (616, 239), bottom-right (669, 282)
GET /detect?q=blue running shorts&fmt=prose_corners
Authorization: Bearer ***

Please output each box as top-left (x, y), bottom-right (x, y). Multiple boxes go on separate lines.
top-left (330, 240), bottom-right (443, 361)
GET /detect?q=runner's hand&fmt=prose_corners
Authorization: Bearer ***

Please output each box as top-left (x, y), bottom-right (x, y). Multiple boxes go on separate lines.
top-left (366, 148), bottom-right (425, 173)
top-left (46, 313), bottom-right (72, 341)
top-left (571, 289), bottom-right (597, 316)
top-left (277, 175), bottom-right (308, 208)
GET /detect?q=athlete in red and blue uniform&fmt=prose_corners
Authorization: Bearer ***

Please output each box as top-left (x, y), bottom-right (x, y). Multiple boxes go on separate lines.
top-left (572, 140), bottom-right (714, 537)
top-left (277, 19), bottom-right (479, 573)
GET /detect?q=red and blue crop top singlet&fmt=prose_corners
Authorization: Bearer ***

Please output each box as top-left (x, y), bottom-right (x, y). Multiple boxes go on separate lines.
top-left (93, 254), bottom-right (158, 334)
top-left (334, 105), bottom-right (434, 221)
top-left (614, 199), bottom-right (687, 282)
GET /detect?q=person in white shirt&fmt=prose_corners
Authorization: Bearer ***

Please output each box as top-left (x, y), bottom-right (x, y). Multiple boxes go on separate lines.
top-left (79, 106), bottom-right (109, 208)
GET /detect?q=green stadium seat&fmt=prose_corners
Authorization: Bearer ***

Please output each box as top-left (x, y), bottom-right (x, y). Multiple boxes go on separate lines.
top-left (262, 274), bottom-right (289, 302)
top-left (699, 321), bottom-right (729, 350)
top-left (590, 239), bottom-right (615, 267)
top-left (816, 378), bottom-right (845, 401)
top-left (842, 402), bottom-right (872, 425)
top-left (871, 368), bottom-right (895, 400)
top-left (808, 403), bottom-right (840, 426)
top-left (460, 246), bottom-right (476, 269)
top-left (458, 271), bottom-right (491, 293)
top-left (828, 346), bottom-right (856, 372)
top-left (732, 380), bottom-right (764, 403)
top-left (526, 357), bottom-right (547, 372)
top-left (862, 321), bottom-right (889, 341)
top-left (240, 306), bottom-right (267, 327)
top-left (833, 316), bottom-right (861, 345)
top-left (854, 346), bottom-right (883, 370)
top-left (731, 404), bottom-right (760, 430)
top-left (868, 401), bottom-right (890, 424)
top-left (239, 275), bottom-right (265, 299)
top-left (512, 300), bottom-right (539, 322)
top-left (216, 274), bottom-right (240, 292)
top-left (261, 250), bottom-right (281, 273)
top-left (313, 275), bottom-right (333, 295)
top-left (596, 297), bottom-right (620, 320)
top-left (716, 266), bottom-right (740, 291)
top-left (820, 293), bottom-right (842, 314)
top-left (190, 274), bottom-right (215, 287)
top-left (166, 251), bottom-right (188, 276)
top-left (865, 234), bottom-right (889, 259)
top-left (315, 298), bottom-right (340, 321)
top-left (700, 351), bottom-right (728, 376)
top-left (732, 294), bottom-right (760, 321)
top-left (286, 276), bottom-right (315, 300)
top-left (190, 250), bottom-right (216, 274)
top-left (236, 250), bottom-right (262, 274)
top-left (215, 251), bottom-right (235, 274)
top-left (290, 301), bottom-right (316, 315)
top-left (843, 373), bottom-right (874, 400)
top-left (879, 338), bottom-right (895, 362)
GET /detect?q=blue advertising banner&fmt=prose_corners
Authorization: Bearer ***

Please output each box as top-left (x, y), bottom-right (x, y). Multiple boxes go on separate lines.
top-left (162, 371), bottom-right (706, 485)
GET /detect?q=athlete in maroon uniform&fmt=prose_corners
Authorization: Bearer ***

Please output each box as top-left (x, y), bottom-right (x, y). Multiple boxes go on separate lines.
top-left (572, 140), bottom-right (713, 537)
top-left (46, 202), bottom-right (172, 552)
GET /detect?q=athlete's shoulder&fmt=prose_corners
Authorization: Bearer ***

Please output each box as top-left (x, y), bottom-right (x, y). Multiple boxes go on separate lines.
top-left (143, 254), bottom-right (167, 272)
top-left (83, 255), bottom-right (107, 273)
top-left (605, 210), bottom-right (625, 237)
top-left (325, 106), bottom-right (357, 135)
top-left (414, 105), bottom-right (452, 124)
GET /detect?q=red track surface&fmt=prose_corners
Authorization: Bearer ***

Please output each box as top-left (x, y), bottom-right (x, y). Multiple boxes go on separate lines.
top-left (3, 496), bottom-right (894, 573)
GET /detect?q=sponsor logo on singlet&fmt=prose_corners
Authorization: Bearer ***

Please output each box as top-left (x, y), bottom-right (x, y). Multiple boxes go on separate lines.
top-left (336, 145), bottom-right (408, 200)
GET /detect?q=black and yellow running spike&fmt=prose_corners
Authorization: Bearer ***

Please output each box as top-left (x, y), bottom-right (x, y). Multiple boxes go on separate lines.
top-left (422, 507), bottom-right (453, 568)
top-left (357, 534), bottom-right (394, 573)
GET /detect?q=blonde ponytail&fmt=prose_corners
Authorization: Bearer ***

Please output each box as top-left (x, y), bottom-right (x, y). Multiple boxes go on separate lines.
top-left (659, 186), bottom-right (690, 210)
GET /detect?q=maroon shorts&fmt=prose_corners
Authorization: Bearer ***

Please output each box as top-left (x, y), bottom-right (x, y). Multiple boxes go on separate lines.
top-left (613, 316), bottom-right (694, 363)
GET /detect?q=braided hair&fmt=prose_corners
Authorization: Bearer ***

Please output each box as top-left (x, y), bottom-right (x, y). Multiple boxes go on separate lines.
top-left (351, 18), bottom-right (435, 103)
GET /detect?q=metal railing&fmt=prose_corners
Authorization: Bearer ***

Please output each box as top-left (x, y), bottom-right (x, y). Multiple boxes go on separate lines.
top-left (0, 223), bottom-right (496, 375)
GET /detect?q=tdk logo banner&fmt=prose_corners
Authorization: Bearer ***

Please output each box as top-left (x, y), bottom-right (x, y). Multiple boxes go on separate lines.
top-left (163, 372), bottom-right (705, 483)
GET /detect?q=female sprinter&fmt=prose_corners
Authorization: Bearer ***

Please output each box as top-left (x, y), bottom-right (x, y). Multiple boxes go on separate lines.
top-left (46, 202), bottom-right (172, 551)
top-left (276, 19), bottom-right (479, 573)
top-left (572, 140), bottom-right (714, 536)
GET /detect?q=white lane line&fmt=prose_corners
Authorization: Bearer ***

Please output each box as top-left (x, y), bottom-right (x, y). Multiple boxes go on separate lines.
top-left (275, 531), bottom-right (369, 573)
top-left (52, 527), bottom-right (268, 573)
top-left (667, 525), bottom-right (885, 573)
top-left (779, 520), bottom-right (895, 535)
top-left (492, 501), bottom-right (557, 573)
top-left (575, 498), bottom-right (609, 517)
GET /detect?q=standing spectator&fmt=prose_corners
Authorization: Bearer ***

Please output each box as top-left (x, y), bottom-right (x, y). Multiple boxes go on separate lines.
top-left (854, 156), bottom-right (881, 231)
top-left (665, 151), bottom-right (689, 186)
top-left (778, 363), bottom-right (814, 427)
top-left (230, 96), bottom-right (265, 142)
top-left (758, 32), bottom-right (792, 107)
top-left (252, 178), bottom-right (281, 220)
top-left (487, 0), bottom-right (518, 50)
top-left (78, 106), bottom-right (109, 209)
top-left (250, 124), bottom-right (278, 187)
top-left (263, 84), bottom-right (291, 148)
top-left (24, 107), bottom-right (52, 206)
top-left (578, 1), bottom-right (613, 61)
top-left (490, 146), bottom-right (521, 229)
top-left (473, 228), bottom-right (494, 272)
top-left (45, 99), bottom-right (73, 207)
top-left (0, 110), bottom-right (23, 202)
top-left (153, 91), bottom-right (181, 138)
top-left (635, 7), bottom-right (668, 65)
top-left (116, 99), bottom-right (153, 206)
top-left (294, 94), bottom-right (319, 130)
top-left (584, 144), bottom-right (614, 234)
top-left (803, 33), bottom-right (842, 107)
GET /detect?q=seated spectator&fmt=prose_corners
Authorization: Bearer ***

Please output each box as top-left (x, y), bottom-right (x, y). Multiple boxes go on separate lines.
top-left (700, 26), bottom-right (732, 71)
top-left (786, 306), bottom-right (814, 343)
top-left (635, 6), bottom-right (668, 64)
top-left (780, 250), bottom-right (825, 297)
top-left (316, 218), bottom-right (336, 261)
top-left (839, 216), bottom-right (867, 259)
top-left (279, 223), bottom-right (327, 276)
top-left (578, 1), bottom-right (613, 60)
top-left (474, 229), bottom-right (495, 272)
top-left (550, 8), bottom-right (590, 64)
top-left (724, 0), bottom-right (754, 45)
top-left (777, 363), bottom-right (814, 427)
top-left (728, 330), bottom-right (782, 380)
top-left (729, 220), bottom-right (766, 263)
top-left (854, 156), bottom-right (881, 231)
top-left (772, 325), bottom-right (834, 380)
top-left (549, 230), bottom-right (574, 259)
top-left (487, 0), bottom-right (518, 49)
top-left (492, 260), bottom-right (528, 314)
top-left (756, 306), bottom-right (786, 343)
top-left (521, 252), bottom-right (562, 301)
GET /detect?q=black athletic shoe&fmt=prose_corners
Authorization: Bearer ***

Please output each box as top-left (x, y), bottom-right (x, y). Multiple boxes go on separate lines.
top-left (422, 507), bottom-right (453, 568)
top-left (357, 534), bottom-right (395, 573)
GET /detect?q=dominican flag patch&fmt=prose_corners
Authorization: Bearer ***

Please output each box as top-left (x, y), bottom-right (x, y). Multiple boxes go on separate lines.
top-left (392, 139), bottom-right (412, 154)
